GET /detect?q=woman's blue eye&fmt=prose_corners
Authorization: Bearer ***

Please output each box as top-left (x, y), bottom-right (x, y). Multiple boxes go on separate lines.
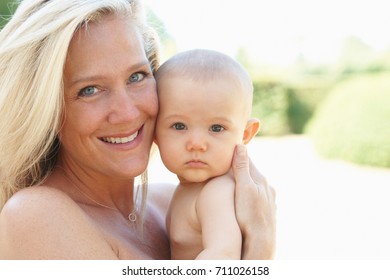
top-left (79, 86), bottom-right (98, 97)
top-left (129, 72), bottom-right (145, 83)
top-left (172, 123), bottom-right (186, 130)
top-left (210, 124), bottom-right (224, 132)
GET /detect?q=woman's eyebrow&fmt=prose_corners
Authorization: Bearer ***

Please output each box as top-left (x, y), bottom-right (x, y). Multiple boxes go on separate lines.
top-left (67, 60), bottom-right (150, 87)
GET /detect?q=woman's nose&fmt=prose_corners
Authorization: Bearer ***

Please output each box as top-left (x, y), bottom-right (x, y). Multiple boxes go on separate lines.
top-left (107, 89), bottom-right (140, 124)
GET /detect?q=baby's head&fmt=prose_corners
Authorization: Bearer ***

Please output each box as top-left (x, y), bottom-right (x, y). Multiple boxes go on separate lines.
top-left (155, 49), bottom-right (259, 183)
top-left (156, 49), bottom-right (254, 118)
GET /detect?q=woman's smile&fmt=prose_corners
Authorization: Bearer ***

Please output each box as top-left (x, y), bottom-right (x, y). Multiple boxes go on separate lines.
top-left (101, 128), bottom-right (141, 144)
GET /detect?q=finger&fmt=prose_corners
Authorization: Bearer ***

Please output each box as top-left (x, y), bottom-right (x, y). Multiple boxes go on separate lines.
top-left (232, 144), bottom-right (252, 186)
top-left (248, 157), bottom-right (268, 186)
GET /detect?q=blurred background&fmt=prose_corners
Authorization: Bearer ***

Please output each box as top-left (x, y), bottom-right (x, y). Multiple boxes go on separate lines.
top-left (2, 0), bottom-right (390, 259)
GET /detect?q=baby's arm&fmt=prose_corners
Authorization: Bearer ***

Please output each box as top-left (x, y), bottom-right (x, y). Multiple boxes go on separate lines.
top-left (195, 174), bottom-right (241, 260)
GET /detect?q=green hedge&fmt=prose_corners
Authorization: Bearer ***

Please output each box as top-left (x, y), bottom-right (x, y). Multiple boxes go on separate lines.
top-left (251, 75), bottom-right (329, 136)
top-left (306, 73), bottom-right (390, 168)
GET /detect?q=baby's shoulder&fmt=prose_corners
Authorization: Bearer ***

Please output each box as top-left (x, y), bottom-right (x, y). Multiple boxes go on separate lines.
top-left (205, 172), bottom-right (235, 189)
top-left (197, 173), bottom-right (235, 202)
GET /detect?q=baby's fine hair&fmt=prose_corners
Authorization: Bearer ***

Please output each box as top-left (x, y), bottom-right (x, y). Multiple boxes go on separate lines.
top-left (155, 49), bottom-right (253, 95)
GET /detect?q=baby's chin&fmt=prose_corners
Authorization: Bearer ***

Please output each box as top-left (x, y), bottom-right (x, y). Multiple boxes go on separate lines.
top-left (177, 171), bottom-right (228, 185)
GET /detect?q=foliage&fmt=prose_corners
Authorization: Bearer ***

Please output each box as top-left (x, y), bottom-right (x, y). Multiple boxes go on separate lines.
top-left (0, 0), bottom-right (18, 29)
top-left (306, 73), bottom-right (390, 168)
top-left (250, 74), bottom-right (330, 136)
top-left (247, 36), bottom-right (390, 138)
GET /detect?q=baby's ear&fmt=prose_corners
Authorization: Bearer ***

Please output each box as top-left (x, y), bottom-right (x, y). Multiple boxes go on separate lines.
top-left (242, 118), bottom-right (260, 144)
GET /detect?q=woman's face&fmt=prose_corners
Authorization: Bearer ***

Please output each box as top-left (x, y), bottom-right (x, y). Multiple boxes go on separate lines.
top-left (60, 15), bottom-right (158, 179)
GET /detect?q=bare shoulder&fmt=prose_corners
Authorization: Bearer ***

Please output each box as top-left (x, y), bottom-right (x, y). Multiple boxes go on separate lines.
top-left (0, 186), bottom-right (116, 259)
top-left (203, 173), bottom-right (235, 192)
top-left (0, 186), bottom-right (80, 227)
top-left (2, 186), bottom-right (77, 213)
top-left (196, 173), bottom-right (235, 211)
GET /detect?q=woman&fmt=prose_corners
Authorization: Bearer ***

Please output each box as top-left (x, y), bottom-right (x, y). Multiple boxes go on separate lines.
top-left (0, 0), bottom-right (276, 259)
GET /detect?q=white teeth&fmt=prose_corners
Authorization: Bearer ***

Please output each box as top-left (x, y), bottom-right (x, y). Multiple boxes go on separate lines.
top-left (103, 131), bottom-right (138, 144)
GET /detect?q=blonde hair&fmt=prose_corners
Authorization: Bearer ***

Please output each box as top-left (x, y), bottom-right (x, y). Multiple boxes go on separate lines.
top-left (0, 0), bottom-right (160, 210)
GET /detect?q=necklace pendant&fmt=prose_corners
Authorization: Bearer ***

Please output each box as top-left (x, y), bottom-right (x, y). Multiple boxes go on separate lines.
top-left (128, 212), bottom-right (137, 222)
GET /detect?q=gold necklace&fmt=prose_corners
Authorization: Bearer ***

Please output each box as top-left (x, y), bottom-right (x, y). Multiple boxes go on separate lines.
top-left (59, 168), bottom-right (138, 223)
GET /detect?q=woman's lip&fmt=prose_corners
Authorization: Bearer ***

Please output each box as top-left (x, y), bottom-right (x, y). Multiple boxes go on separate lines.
top-left (100, 126), bottom-right (143, 144)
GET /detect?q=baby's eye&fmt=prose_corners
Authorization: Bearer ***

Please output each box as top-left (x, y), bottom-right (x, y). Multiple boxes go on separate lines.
top-left (129, 72), bottom-right (146, 83)
top-left (172, 123), bottom-right (186, 130)
top-left (78, 86), bottom-right (98, 97)
top-left (210, 124), bottom-right (224, 132)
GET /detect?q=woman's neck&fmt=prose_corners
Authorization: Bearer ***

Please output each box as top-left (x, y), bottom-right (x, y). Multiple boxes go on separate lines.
top-left (46, 162), bottom-right (136, 219)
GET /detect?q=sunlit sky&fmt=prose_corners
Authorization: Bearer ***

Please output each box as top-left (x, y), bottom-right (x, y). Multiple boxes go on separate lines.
top-left (143, 0), bottom-right (390, 65)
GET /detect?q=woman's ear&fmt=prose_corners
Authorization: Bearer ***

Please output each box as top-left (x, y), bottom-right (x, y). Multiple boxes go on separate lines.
top-left (242, 118), bottom-right (260, 144)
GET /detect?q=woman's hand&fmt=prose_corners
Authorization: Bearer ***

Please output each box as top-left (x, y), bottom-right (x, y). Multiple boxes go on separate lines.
top-left (232, 144), bottom-right (277, 259)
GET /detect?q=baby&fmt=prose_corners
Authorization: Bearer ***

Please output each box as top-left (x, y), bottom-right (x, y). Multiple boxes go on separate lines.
top-left (155, 49), bottom-right (259, 259)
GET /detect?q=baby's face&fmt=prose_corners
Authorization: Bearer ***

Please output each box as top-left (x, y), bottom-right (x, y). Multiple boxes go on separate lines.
top-left (155, 76), bottom-right (249, 183)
